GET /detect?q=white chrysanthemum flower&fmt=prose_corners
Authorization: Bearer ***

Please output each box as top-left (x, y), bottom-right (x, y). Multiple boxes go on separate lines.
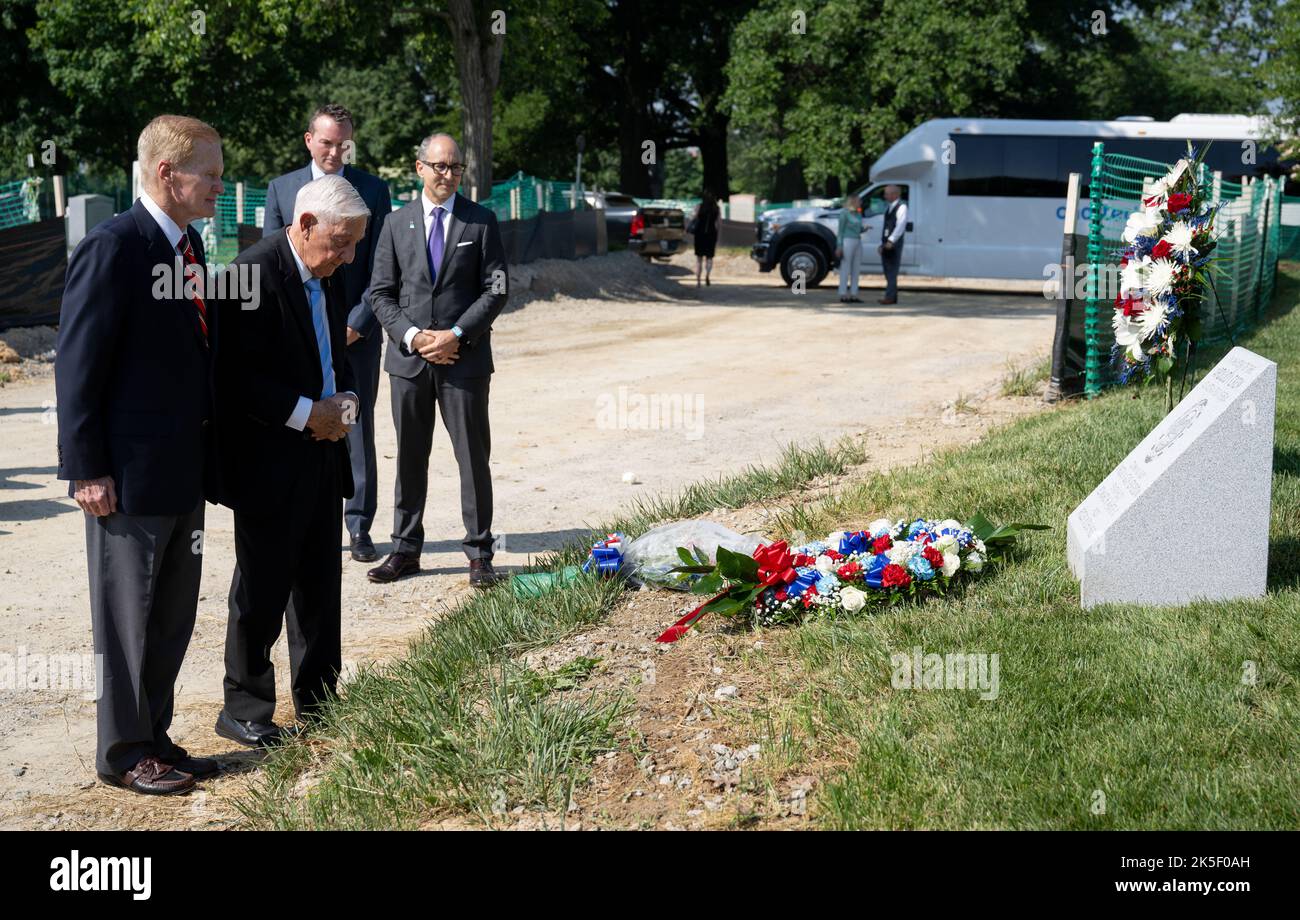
top-left (941, 552), bottom-right (960, 577)
top-left (1144, 258), bottom-right (1178, 296)
top-left (965, 551), bottom-right (984, 573)
top-left (1113, 310), bottom-right (1146, 360)
top-left (827, 531), bottom-right (847, 548)
top-left (815, 554), bottom-right (835, 575)
top-left (1122, 208), bottom-right (1161, 243)
top-left (1137, 298), bottom-right (1170, 341)
top-left (934, 533), bottom-right (959, 554)
top-left (1163, 221), bottom-right (1197, 258)
top-left (1119, 259), bottom-right (1146, 296)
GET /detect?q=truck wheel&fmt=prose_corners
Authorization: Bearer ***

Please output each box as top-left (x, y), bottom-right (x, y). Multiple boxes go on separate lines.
top-left (779, 243), bottom-right (828, 288)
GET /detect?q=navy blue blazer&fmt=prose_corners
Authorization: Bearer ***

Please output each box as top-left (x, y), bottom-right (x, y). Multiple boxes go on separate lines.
top-left (263, 164), bottom-right (392, 340)
top-left (55, 199), bottom-right (216, 516)
top-left (213, 230), bottom-right (356, 515)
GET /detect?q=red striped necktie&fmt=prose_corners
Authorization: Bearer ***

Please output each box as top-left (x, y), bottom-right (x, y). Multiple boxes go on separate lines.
top-left (176, 233), bottom-right (209, 346)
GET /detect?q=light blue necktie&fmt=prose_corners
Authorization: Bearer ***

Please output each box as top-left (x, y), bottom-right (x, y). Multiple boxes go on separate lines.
top-left (304, 277), bottom-right (335, 398)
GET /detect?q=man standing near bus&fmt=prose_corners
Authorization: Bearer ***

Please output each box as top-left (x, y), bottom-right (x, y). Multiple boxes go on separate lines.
top-left (878, 185), bottom-right (907, 305)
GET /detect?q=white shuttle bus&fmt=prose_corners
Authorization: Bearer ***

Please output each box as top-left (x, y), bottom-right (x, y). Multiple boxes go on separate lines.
top-left (750, 114), bottom-right (1283, 286)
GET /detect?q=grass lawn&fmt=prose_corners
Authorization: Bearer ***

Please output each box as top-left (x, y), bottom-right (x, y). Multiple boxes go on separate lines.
top-left (239, 266), bottom-right (1300, 830)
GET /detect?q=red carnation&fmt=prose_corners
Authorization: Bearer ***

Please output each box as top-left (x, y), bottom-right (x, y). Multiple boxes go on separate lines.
top-left (775, 589), bottom-right (788, 601)
top-left (871, 534), bottom-right (893, 554)
top-left (837, 561), bottom-right (862, 579)
top-left (923, 544), bottom-right (945, 567)
top-left (1167, 192), bottom-right (1192, 212)
top-left (802, 595), bottom-right (815, 609)
top-left (1118, 295), bottom-right (1144, 318)
top-left (881, 564), bottom-right (911, 588)
top-left (1150, 239), bottom-right (1173, 260)
top-left (826, 549), bottom-right (844, 561)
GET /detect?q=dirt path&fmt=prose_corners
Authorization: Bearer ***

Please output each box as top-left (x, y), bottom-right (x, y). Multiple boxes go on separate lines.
top-left (0, 252), bottom-right (1054, 829)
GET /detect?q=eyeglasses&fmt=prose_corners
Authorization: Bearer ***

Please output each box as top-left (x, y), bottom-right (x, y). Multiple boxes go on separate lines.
top-left (418, 159), bottom-right (466, 176)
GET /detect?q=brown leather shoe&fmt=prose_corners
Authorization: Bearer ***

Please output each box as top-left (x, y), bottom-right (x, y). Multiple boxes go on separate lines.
top-left (878, 297), bottom-right (897, 304)
top-left (98, 755), bottom-right (194, 796)
top-left (469, 558), bottom-right (507, 589)
top-left (368, 551), bottom-right (420, 584)
top-left (159, 744), bottom-right (220, 778)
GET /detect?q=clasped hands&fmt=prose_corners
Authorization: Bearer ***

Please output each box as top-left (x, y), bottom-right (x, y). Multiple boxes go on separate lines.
top-left (411, 329), bottom-right (460, 366)
top-left (307, 393), bottom-right (358, 442)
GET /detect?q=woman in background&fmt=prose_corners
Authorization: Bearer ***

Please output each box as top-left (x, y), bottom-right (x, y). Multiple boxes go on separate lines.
top-left (691, 190), bottom-right (720, 287)
top-left (836, 193), bottom-right (865, 303)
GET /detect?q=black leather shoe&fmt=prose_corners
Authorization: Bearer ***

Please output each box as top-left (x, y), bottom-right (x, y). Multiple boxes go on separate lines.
top-left (367, 551), bottom-right (420, 584)
top-left (159, 744), bottom-right (220, 778)
top-left (215, 710), bottom-right (285, 748)
top-left (350, 533), bottom-right (378, 563)
top-left (469, 558), bottom-right (507, 589)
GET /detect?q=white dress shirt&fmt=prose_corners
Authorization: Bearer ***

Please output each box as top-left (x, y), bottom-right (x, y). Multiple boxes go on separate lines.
top-left (309, 159), bottom-right (339, 181)
top-left (139, 190), bottom-right (186, 251)
top-left (401, 189), bottom-right (459, 352)
top-left (284, 232), bottom-right (356, 432)
top-left (886, 201), bottom-right (908, 245)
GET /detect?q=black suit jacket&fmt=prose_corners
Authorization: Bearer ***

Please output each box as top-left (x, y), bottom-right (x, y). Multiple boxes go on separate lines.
top-left (55, 199), bottom-right (216, 516)
top-left (215, 229), bottom-right (356, 514)
top-left (264, 164), bottom-right (392, 339)
top-left (368, 193), bottom-right (508, 379)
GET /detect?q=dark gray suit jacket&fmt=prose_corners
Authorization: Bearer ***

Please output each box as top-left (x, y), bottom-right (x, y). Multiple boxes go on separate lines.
top-left (368, 193), bottom-right (508, 379)
top-left (263, 164), bottom-right (392, 338)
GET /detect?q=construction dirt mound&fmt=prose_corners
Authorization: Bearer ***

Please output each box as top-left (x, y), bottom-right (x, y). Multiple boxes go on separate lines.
top-left (505, 251), bottom-right (688, 311)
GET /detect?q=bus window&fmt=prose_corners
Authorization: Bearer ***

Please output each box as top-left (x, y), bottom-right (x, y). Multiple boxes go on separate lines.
top-left (860, 184), bottom-right (909, 217)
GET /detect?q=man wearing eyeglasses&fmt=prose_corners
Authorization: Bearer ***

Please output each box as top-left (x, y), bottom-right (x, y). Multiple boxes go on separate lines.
top-left (367, 133), bottom-right (508, 588)
top-left (264, 103), bottom-right (393, 565)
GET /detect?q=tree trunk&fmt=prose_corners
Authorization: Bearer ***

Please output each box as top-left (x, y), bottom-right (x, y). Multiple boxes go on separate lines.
top-left (697, 114), bottom-right (730, 200)
top-left (618, 116), bottom-right (654, 197)
top-left (773, 158), bottom-right (808, 201)
top-left (445, 0), bottom-right (503, 198)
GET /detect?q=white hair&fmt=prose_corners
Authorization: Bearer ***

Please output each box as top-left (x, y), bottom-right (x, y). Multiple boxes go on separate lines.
top-left (292, 174), bottom-right (371, 227)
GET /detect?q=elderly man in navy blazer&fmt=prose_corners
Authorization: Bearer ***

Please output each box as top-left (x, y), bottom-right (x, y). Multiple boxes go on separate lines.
top-left (56, 114), bottom-right (225, 796)
top-left (264, 103), bottom-right (392, 564)
top-left (215, 174), bottom-right (368, 748)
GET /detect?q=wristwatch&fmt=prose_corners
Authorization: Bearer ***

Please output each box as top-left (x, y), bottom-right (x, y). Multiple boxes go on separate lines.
top-left (452, 325), bottom-right (463, 338)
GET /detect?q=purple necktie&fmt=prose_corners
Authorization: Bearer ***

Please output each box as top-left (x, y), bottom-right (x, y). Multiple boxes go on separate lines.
top-left (427, 205), bottom-right (445, 283)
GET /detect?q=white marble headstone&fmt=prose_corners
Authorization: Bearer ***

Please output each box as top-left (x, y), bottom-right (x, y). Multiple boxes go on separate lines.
top-left (1067, 346), bottom-right (1276, 608)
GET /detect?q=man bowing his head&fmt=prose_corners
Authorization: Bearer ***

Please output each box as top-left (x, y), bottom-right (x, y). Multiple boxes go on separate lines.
top-left (214, 174), bottom-right (369, 748)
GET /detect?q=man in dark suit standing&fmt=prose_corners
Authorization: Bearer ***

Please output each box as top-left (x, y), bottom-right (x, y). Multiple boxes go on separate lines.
top-left (56, 114), bottom-right (224, 795)
top-left (367, 133), bottom-right (508, 588)
top-left (214, 174), bottom-right (368, 747)
top-left (264, 103), bottom-right (392, 564)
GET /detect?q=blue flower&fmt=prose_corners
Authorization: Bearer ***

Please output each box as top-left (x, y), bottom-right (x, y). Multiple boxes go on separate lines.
top-left (816, 573), bottom-right (840, 595)
top-left (907, 556), bottom-right (936, 581)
